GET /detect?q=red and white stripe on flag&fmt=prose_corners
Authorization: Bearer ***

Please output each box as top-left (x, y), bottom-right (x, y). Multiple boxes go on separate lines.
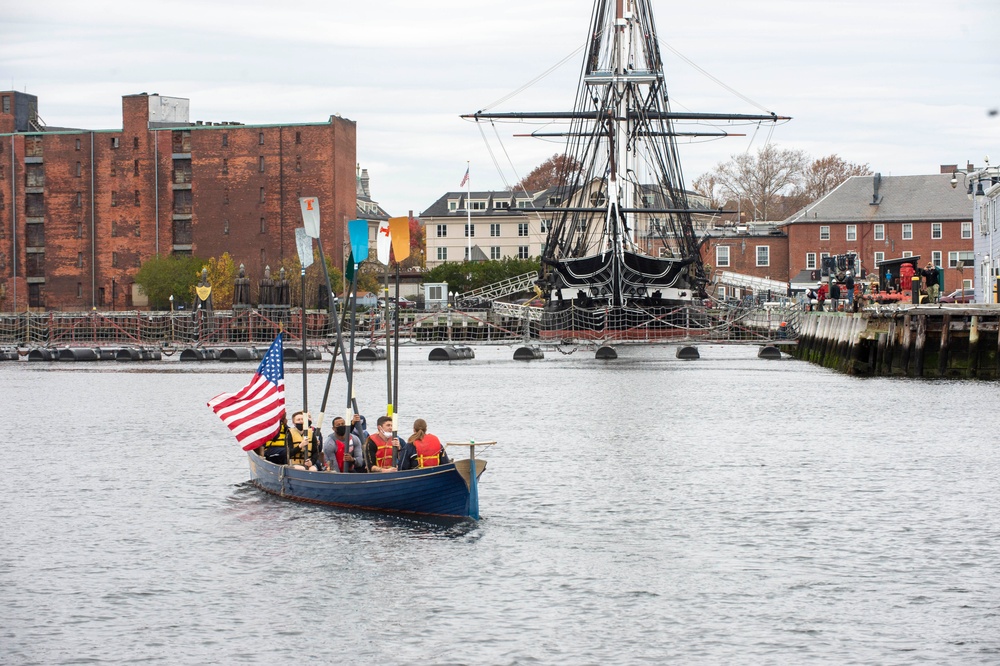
top-left (460, 166), bottom-right (469, 187)
top-left (207, 333), bottom-right (286, 451)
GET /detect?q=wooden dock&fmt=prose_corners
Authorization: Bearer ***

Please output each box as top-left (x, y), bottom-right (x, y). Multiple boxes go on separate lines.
top-left (792, 306), bottom-right (1000, 378)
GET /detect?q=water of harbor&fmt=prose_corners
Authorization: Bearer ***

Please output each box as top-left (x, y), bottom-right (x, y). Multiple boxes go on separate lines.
top-left (2, 344), bottom-right (999, 664)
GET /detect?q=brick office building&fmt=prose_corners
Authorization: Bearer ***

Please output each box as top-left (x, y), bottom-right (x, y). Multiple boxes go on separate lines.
top-left (0, 91), bottom-right (356, 311)
top-left (781, 171), bottom-right (972, 294)
top-left (700, 224), bottom-right (790, 297)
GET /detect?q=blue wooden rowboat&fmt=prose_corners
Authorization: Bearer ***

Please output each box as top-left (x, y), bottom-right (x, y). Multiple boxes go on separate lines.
top-left (246, 449), bottom-right (489, 519)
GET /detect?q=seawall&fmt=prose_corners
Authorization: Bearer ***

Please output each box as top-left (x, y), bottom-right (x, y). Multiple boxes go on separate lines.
top-left (792, 306), bottom-right (1000, 378)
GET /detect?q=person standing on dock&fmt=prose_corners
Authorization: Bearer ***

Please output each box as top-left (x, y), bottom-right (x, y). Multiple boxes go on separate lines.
top-left (922, 263), bottom-right (940, 303)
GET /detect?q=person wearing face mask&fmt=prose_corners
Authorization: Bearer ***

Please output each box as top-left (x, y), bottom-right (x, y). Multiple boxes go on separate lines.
top-left (364, 416), bottom-right (403, 472)
top-left (289, 410), bottom-right (323, 471)
top-left (323, 416), bottom-right (365, 473)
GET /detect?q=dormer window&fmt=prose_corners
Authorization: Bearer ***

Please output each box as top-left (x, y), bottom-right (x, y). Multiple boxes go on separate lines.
top-left (448, 200), bottom-right (458, 212)
top-left (469, 200), bottom-right (486, 211)
top-left (494, 200), bottom-right (510, 209)
top-left (548, 196), bottom-right (562, 206)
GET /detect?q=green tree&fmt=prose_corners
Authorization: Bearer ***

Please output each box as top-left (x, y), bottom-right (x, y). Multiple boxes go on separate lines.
top-left (134, 254), bottom-right (205, 310)
top-left (203, 252), bottom-right (238, 309)
top-left (425, 258), bottom-right (540, 294)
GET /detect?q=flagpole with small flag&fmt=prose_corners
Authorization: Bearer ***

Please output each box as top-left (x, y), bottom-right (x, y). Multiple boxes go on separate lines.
top-left (461, 162), bottom-right (471, 265)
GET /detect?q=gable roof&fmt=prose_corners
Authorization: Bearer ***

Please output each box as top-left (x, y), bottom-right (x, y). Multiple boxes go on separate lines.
top-left (782, 173), bottom-right (971, 225)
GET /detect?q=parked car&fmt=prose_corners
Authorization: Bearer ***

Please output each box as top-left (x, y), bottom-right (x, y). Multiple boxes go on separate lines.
top-left (939, 288), bottom-right (975, 303)
top-left (376, 296), bottom-right (415, 309)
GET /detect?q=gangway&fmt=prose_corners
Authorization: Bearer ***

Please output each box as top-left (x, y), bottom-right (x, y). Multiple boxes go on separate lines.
top-left (456, 271), bottom-right (537, 304)
top-left (716, 271), bottom-right (789, 296)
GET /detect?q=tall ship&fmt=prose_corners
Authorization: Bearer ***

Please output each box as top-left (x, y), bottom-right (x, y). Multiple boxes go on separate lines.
top-left (464, 0), bottom-right (787, 314)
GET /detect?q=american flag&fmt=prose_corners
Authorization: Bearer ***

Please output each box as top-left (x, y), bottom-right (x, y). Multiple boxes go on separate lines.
top-left (460, 166), bottom-right (469, 187)
top-left (207, 333), bottom-right (286, 451)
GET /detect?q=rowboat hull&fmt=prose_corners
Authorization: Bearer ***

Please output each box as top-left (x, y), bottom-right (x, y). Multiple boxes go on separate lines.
top-left (246, 451), bottom-right (486, 519)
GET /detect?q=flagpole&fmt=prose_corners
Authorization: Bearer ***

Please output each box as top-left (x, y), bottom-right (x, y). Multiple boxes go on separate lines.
top-left (465, 160), bottom-right (471, 263)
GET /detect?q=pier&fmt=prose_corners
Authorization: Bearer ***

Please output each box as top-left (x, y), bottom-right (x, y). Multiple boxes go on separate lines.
top-left (792, 306), bottom-right (1000, 378)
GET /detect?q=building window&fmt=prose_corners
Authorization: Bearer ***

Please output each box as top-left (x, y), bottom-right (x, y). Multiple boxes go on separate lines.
top-left (806, 252), bottom-right (816, 270)
top-left (2, 96), bottom-right (9, 114)
top-left (716, 245), bottom-right (730, 268)
top-left (756, 245), bottom-right (770, 267)
top-left (469, 201), bottom-right (486, 211)
top-left (295, 156), bottom-right (301, 172)
top-left (846, 225), bottom-right (857, 241)
top-left (295, 131), bottom-right (301, 145)
top-left (490, 223), bottom-right (500, 237)
top-left (28, 284), bottom-right (42, 308)
top-left (224, 187), bottom-right (229, 205)
top-left (133, 159), bottom-right (139, 176)
top-left (75, 138), bottom-right (81, 151)
top-left (78, 252), bottom-right (84, 268)
top-left (490, 246), bottom-right (501, 260)
top-left (77, 282), bottom-right (83, 298)
top-left (949, 251), bottom-right (974, 268)
top-left (518, 223), bottom-right (528, 237)
top-left (258, 132), bottom-right (264, 145)
top-left (259, 156), bottom-right (265, 172)
top-left (494, 200), bottom-right (509, 210)
top-left (111, 137), bottom-right (119, 149)
top-left (223, 219), bottom-right (229, 235)
top-left (75, 192), bottom-right (82, 208)
top-left (75, 162), bottom-right (82, 177)
top-left (465, 224), bottom-right (475, 237)
top-left (111, 191), bottom-right (117, 207)
top-left (222, 134), bottom-right (228, 147)
top-left (259, 187), bottom-right (265, 203)
top-left (518, 245), bottom-right (529, 259)
top-left (112, 252), bottom-right (118, 268)
top-left (539, 219), bottom-right (550, 233)
top-left (902, 251), bottom-right (913, 258)
top-left (819, 226), bottom-right (830, 241)
top-left (260, 217), bottom-right (266, 234)
top-left (134, 190), bottom-right (140, 206)
top-left (962, 221), bottom-right (972, 239)
top-left (222, 158), bottom-right (228, 175)
top-left (436, 224), bottom-right (447, 237)
top-left (448, 201), bottom-right (457, 212)
top-left (873, 224), bottom-right (884, 240)
top-left (133, 137), bottom-right (139, 150)
top-left (77, 222), bottom-right (83, 238)
top-left (902, 223), bottom-right (912, 240)
top-left (931, 251), bottom-right (941, 267)
top-left (110, 162), bottom-right (116, 176)
top-left (260, 249), bottom-right (265, 265)
top-left (931, 222), bottom-right (942, 239)
top-left (437, 247), bottom-right (447, 261)
top-left (874, 251), bottom-right (885, 266)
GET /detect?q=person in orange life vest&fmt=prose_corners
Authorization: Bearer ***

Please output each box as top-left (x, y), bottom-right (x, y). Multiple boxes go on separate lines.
top-left (398, 418), bottom-right (450, 471)
top-left (364, 416), bottom-right (403, 472)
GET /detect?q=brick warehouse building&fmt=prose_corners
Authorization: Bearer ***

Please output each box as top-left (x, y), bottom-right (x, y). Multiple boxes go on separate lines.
top-left (0, 91), bottom-right (356, 311)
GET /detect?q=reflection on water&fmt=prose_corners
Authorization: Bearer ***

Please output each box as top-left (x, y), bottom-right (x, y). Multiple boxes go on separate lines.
top-left (2, 344), bottom-right (999, 664)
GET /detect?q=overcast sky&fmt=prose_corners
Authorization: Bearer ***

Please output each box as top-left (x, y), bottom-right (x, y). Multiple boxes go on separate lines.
top-left (3, 0), bottom-right (998, 217)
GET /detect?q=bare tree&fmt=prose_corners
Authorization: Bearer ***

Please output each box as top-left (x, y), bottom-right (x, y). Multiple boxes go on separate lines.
top-left (707, 145), bottom-right (806, 222)
top-left (799, 154), bottom-right (872, 202)
top-left (512, 153), bottom-right (583, 192)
